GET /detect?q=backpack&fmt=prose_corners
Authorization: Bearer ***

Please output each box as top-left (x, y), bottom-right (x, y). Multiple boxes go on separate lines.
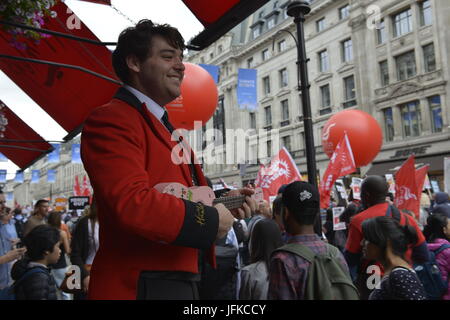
top-left (413, 244), bottom-right (450, 300)
top-left (274, 243), bottom-right (359, 300)
top-left (0, 268), bottom-right (47, 300)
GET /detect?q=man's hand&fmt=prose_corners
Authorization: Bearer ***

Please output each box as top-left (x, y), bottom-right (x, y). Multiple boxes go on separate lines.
top-left (214, 203), bottom-right (234, 240)
top-left (227, 188), bottom-right (257, 219)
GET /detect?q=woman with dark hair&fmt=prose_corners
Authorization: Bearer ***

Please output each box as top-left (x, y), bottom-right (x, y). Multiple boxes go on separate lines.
top-left (361, 216), bottom-right (427, 300)
top-left (423, 213), bottom-right (450, 300)
top-left (10, 225), bottom-right (61, 300)
top-left (239, 219), bottom-right (283, 299)
top-left (47, 211), bottom-right (71, 300)
top-left (70, 200), bottom-right (99, 300)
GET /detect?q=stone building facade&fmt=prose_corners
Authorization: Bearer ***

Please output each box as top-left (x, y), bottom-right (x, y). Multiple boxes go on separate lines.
top-left (186, 0), bottom-right (450, 190)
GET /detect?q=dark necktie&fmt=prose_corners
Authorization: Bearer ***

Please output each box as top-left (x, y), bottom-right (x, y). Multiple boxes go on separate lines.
top-left (161, 111), bottom-right (199, 186)
top-left (161, 111), bottom-right (174, 134)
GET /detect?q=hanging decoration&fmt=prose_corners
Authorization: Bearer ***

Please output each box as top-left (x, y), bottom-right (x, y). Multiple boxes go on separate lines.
top-left (0, 0), bottom-right (60, 50)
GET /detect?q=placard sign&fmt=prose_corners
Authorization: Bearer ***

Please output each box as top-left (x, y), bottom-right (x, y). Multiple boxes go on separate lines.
top-left (68, 196), bottom-right (90, 210)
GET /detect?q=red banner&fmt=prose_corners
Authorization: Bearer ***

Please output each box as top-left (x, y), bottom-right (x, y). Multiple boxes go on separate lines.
top-left (81, 175), bottom-right (92, 197)
top-left (394, 155), bottom-right (419, 216)
top-left (319, 133), bottom-right (356, 209)
top-left (255, 148), bottom-right (303, 202)
top-left (73, 175), bottom-right (81, 196)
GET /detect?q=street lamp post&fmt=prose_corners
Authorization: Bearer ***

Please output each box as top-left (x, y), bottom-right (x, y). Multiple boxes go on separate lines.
top-left (286, 1), bottom-right (322, 235)
top-left (287, 1), bottom-right (317, 188)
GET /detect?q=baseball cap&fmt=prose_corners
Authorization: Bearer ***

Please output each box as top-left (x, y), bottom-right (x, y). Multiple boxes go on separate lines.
top-left (277, 184), bottom-right (287, 195)
top-left (282, 181), bottom-right (320, 215)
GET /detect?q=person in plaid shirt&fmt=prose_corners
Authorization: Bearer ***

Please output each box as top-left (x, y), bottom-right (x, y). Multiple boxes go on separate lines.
top-left (268, 181), bottom-right (350, 300)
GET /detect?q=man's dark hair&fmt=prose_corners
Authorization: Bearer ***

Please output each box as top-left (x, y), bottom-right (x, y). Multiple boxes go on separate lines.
top-left (23, 225), bottom-right (60, 261)
top-left (423, 213), bottom-right (448, 243)
top-left (34, 199), bottom-right (49, 209)
top-left (361, 175), bottom-right (389, 205)
top-left (112, 19), bottom-right (185, 84)
top-left (362, 216), bottom-right (418, 260)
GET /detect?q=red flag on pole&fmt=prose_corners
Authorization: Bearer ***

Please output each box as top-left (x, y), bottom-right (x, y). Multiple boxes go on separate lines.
top-left (394, 155), bottom-right (419, 216)
top-left (81, 175), bottom-right (91, 197)
top-left (73, 175), bottom-right (81, 196)
top-left (255, 147), bottom-right (303, 202)
top-left (319, 133), bottom-right (356, 209)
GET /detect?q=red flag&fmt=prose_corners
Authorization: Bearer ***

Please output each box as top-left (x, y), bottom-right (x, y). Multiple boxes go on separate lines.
top-left (413, 165), bottom-right (429, 219)
top-left (394, 155), bottom-right (419, 216)
top-left (81, 175), bottom-right (91, 197)
top-left (255, 148), bottom-right (303, 202)
top-left (319, 133), bottom-right (356, 209)
top-left (73, 175), bottom-right (81, 196)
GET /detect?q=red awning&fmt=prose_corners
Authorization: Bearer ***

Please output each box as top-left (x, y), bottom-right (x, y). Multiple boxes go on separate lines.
top-left (184, 0), bottom-right (269, 49)
top-left (0, 101), bottom-right (53, 170)
top-left (79, 0), bottom-right (111, 4)
top-left (0, 1), bottom-right (120, 140)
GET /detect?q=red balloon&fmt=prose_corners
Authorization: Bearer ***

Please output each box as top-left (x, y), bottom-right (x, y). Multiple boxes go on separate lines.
top-left (322, 110), bottom-right (383, 167)
top-left (165, 63), bottom-right (218, 130)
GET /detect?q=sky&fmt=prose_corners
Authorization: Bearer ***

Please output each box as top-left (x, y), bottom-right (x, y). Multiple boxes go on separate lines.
top-left (0, 0), bottom-right (204, 176)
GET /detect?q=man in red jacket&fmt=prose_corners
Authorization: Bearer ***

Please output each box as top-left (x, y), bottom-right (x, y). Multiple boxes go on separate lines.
top-left (81, 20), bottom-right (255, 299)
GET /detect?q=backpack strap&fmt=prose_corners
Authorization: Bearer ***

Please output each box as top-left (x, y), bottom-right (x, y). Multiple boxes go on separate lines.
top-left (434, 244), bottom-right (450, 256)
top-left (385, 205), bottom-right (402, 223)
top-left (275, 243), bottom-right (316, 263)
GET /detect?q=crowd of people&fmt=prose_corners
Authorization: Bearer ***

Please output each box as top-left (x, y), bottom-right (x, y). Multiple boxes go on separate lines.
top-left (1, 19), bottom-right (449, 301)
top-left (0, 192), bottom-right (99, 300)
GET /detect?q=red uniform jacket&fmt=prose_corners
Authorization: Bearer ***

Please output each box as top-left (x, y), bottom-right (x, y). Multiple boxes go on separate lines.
top-left (81, 87), bottom-right (218, 299)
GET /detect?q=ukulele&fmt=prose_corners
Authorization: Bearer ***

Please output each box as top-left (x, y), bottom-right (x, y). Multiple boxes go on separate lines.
top-left (154, 182), bottom-right (263, 210)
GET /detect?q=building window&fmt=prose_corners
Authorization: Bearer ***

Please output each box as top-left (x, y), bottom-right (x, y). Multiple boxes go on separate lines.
top-left (252, 26), bottom-right (261, 39)
top-left (393, 8), bottom-right (412, 37)
top-left (318, 50), bottom-right (329, 72)
top-left (278, 39), bottom-right (286, 52)
top-left (420, 0), bottom-right (432, 26)
top-left (209, 52), bottom-right (214, 60)
top-left (267, 16), bottom-right (276, 29)
top-left (320, 84), bottom-right (331, 108)
top-left (429, 96), bottom-right (442, 133)
top-left (267, 140), bottom-right (272, 158)
top-left (249, 112), bottom-right (256, 129)
top-left (247, 57), bottom-right (254, 68)
top-left (200, 57), bottom-right (205, 64)
top-left (262, 48), bottom-right (270, 61)
top-left (339, 4), bottom-right (350, 20)
top-left (316, 18), bottom-right (325, 32)
top-left (423, 43), bottom-right (436, 72)
top-left (279, 68), bottom-right (288, 87)
top-left (383, 108), bottom-right (395, 141)
top-left (263, 76), bottom-right (271, 94)
top-left (377, 19), bottom-right (386, 44)
top-left (396, 51), bottom-right (416, 80)
top-left (343, 75), bottom-right (356, 108)
top-left (213, 96), bottom-right (226, 145)
top-left (282, 136), bottom-right (292, 152)
top-left (342, 39), bottom-right (353, 62)
top-left (218, 45), bottom-right (223, 54)
top-left (264, 106), bottom-right (272, 126)
top-left (380, 60), bottom-right (389, 86)
top-left (281, 99), bottom-right (289, 121)
top-left (400, 101), bottom-right (421, 137)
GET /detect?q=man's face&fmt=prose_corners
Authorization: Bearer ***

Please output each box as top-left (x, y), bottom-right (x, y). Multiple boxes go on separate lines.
top-left (134, 36), bottom-right (185, 106)
top-left (37, 202), bottom-right (49, 217)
